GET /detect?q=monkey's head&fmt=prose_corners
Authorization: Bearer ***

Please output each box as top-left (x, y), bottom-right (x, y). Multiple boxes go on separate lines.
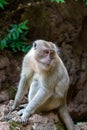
top-left (32, 40), bottom-right (58, 71)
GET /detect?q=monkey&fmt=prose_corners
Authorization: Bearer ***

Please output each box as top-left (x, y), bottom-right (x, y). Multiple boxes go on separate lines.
top-left (12, 40), bottom-right (75, 130)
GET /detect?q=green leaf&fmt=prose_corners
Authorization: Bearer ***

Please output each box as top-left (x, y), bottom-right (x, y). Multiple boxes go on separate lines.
top-left (12, 32), bottom-right (18, 40)
top-left (0, 3), bottom-right (4, 8)
top-left (0, 0), bottom-right (8, 4)
top-left (21, 31), bottom-right (28, 41)
top-left (8, 33), bottom-right (12, 39)
top-left (22, 45), bottom-right (31, 53)
top-left (0, 20), bottom-right (30, 52)
top-left (15, 31), bottom-right (20, 38)
top-left (15, 42), bottom-right (22, 50)
top-left (51, 0), bottom-right (65, 3)
top-left (19, 20), bottom-right (29, 30)
top-left (9, 42), bottom-right (16, 52)
top-left (0, 39), bottom-right (7, 49)
top-left (0, 0), bottom-right (8, 9)
top-left (17, 28), bottom-right (23, 33)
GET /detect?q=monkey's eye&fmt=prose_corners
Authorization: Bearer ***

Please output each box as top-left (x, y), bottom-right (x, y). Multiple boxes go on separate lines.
top-left (33, 42), bottom-right (37, 49)
top-left (44, 50), bottom-right (49, 54)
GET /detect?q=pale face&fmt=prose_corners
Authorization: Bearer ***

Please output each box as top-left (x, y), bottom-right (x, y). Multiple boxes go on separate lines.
top-left (33, 40), bottom-right (58, 71)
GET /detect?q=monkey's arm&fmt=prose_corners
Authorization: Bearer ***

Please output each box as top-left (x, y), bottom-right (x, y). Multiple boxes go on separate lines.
top-left (21, 87), bottom-right (51, 122)
top-left (12, 75), bottom-right (29, 110)
top-left (12, 55), bottom-right (33, 110)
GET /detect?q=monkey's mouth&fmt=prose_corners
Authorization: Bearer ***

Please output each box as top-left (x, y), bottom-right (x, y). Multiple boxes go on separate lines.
top-left (39, 61), bottom-right (51, 66)
top-left (36, 58), bottom-right (51, 67)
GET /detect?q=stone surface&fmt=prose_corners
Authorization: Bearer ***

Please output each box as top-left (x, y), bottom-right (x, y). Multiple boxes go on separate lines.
top-left (0, 51), bottom-right (23, 102)
top-left (0, 91), bottom-right (9, 102)
top-left (21, 1), bottom-right (87, 43)
top-left (60, 43), bottom-right (87, 121)
top-left (0, 102), bottom-right (87, 130)
top-left (76, 122), bottom-right (87, 130)
top-left (0, 122), bottom-right (10, 130)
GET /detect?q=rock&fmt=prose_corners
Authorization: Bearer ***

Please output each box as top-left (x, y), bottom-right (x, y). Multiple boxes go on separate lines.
top-left (0, 104), bottom-right (9, 121)
top-left (0, 122), bottom-right (10, 130)
top-left (0, 55), bottom-right (9, 89)
top-left (0, 51), bottom-right (23, 97)
top-left (21, 1), bottom-right (87, 43)
top-left (0, 56), bottom-right (9, 69)
top-left (0, 91), bottom-right (9, 103)
top-left (0, 0), bottom-right (87, 121)
top-left (29, 113), bottom-right (59, 124)
top-left (76, 122), bottom-right (87, 130)
top-left (61, 43), bottom-right (87, 121)
top-left (0, 101), bottom-right (87, 130)
top-left (0, 70), bottom-right (6, 89)
top-left (29, 113), bottom-right (59, 130)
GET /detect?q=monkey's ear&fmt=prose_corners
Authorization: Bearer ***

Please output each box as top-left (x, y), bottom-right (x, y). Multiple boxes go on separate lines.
top-left (33, 42), bottom-right (37, 49)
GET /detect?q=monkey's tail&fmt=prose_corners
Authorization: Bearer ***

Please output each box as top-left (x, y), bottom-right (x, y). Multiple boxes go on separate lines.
top-left (58, 105), bottom-right (75, 130)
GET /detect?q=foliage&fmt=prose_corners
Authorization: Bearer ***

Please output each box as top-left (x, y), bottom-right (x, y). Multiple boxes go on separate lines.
top-left (83, 0), bottom-right (87, 4)
top-left (10, 121), bottom-right (22, 130)
top-left (50, 0), bottom-right (65, 3)
top-left (0, 0), bottom-right (8, 9)
top-left (75, 0), bottom-right (87, 4)
top-left (0, 20), bottom-right (31, 53)
top-left (50, 0), bottom-right (87, 4)
top-left (56, 122), bottom-right (65, 130)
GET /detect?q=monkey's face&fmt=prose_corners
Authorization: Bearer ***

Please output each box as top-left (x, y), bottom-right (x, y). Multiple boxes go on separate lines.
top-left (33, 40), bottom-right (58, 71)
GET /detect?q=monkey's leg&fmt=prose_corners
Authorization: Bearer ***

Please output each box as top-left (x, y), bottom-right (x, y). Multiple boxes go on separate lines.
top-left (37, 95), bottom-right (61, 111)
top-left (58, 105), bottom-right (75, 130)
top-left (17, 104), bottom-right (28, 115)
top-left (19, 104), bottom-right (27, 108)
top-left (17, 109), bottom-right (25, 116)
top-left (28, 79), bottom-right (39, 102)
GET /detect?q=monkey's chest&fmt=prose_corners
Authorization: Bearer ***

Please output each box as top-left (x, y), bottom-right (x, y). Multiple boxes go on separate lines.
top-left (30, 72), bottom-right (57, 93)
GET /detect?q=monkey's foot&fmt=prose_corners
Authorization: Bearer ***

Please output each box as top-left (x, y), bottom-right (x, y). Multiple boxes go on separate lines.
top-left (17, 109), bottom-right (25, 116)
top-left (19, 104), bottom-right (27, 109)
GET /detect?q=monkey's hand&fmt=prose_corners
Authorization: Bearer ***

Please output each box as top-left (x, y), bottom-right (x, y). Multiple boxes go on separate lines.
top-left (9, 103), bottom-right (16, 112)
top-left (11, 100), bottom-right (19, 112)
top-left (21, 111), bottom-right (29, 125)
top-left (11, 104), bottom-right (16, 111)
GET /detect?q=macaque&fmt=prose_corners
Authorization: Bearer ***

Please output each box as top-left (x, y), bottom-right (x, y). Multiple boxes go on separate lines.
top-left (12, 40), bottom-right (75, 130)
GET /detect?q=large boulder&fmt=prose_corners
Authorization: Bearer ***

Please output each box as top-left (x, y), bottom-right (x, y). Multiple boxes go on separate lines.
top-left (0, 0), bottom-right (87, 121)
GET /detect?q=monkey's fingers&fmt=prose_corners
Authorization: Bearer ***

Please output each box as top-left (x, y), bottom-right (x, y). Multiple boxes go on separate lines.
top-left (21, 115), bottom-right (29, 126)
